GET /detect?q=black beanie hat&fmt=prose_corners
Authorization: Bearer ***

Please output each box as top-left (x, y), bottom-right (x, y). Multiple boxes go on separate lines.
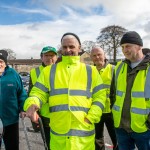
top-left (120, 31), bottom-right (143, 46)
top-left (0, 50), bottom-right (8, 64)
top-left (61, 32), bottom-right (81, 45)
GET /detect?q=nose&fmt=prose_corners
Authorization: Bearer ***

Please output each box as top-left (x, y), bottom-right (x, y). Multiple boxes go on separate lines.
top-left (95, 55), bottom-right (99, 59)
top-left (66, 47), bottom-right (71, 52)
top-left (123, 47), bottom-right (128, 52)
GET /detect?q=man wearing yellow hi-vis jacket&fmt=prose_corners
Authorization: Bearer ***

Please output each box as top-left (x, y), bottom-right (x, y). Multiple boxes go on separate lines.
top-left (28, 46), bottom-right (57, 149)
top-left (91, 46), bottom-right (118, 150)
top-left (24, 32), bottom-right (106, 150)
top-left (110, 31), bottom-right (150, 150)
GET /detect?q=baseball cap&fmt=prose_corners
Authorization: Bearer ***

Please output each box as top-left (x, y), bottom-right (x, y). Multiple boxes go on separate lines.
top-left (41, 46), bottom-right (57, 55)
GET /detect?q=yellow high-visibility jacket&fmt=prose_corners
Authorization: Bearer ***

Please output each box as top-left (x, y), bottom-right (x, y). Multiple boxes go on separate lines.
top-left (100, 64), bottom-right (114, 113)
top-left (30, 65), bottom-right (49, 118)
top-left (24, 56), bottom-right (106, 150)
top-left (112, 61), bottom-right (150, 133)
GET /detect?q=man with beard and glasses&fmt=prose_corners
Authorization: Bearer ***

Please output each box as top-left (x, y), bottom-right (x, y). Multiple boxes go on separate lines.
top-left (23, 32), bottom-right (106, 150)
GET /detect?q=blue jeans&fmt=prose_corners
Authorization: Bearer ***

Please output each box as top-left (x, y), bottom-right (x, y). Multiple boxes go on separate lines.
top-left (115, 128), bottom-right (150, 150)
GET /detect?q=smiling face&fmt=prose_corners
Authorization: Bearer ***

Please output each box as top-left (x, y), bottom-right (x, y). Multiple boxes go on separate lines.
top-left (0, 59), bottom-right (6, 75)
top-left (121, 43), bottom-right (143, 62)
top-left (91, 47), bottom-right (105, 70)
top-left (61, 35), bottom-right (81, 56)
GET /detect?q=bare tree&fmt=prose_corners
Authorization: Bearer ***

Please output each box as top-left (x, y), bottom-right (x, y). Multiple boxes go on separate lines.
top-left (82, 40), bottom-right (96, 53)
top-left (97, 25), bottom-right (127, 62)
top-left (0, 48), bottom-right (16, 59)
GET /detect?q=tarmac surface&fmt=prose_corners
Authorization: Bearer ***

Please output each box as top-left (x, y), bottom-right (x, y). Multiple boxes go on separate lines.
top-left (19, 117), bottom-right (45, 150)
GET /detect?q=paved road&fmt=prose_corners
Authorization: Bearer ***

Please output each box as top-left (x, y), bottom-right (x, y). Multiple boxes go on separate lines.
top-left (19, 118), bottom-right (45, 150)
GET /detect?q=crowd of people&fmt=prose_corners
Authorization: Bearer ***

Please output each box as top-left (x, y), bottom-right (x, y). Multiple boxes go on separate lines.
top-left (0, 31), bottom-right (150, 150)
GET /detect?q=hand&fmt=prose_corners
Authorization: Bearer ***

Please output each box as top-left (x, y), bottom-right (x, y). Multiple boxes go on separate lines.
top-left (20, 111), bottom-right (26, 119)
top-left (84, 117), bottom-right (92, 124)
top-left (25, 104), bottom-right (40, 123)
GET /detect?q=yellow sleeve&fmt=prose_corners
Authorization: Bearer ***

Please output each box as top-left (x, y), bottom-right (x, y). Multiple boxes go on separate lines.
top-left (24, 66), bottom-right (50, 111)
top-left (86, 66), bottom-right (106, 124)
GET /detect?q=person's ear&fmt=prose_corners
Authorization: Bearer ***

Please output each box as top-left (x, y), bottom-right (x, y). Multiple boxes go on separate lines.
top-left (78, 45), bottom-right (81, 52)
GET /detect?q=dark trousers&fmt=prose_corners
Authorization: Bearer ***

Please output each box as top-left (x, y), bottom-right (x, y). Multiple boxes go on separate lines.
top-left (2, 122), bottom-right (19, 150)
top-left (95, 113), bottom-right (118, 150)
top-left (43, 126), bottom-right (50, 150)
top-left (115, 128), bottom-right (150, 150)
top-left (41, 116), bottom-right (50, 150)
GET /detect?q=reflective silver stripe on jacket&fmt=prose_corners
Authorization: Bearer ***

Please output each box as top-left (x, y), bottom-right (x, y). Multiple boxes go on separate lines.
top-left (49, 89), bottom-right (92, 97)
top-left (92, 84), bottom-right (104, 94)
top-left (92, 101), bottom-right (104, 110)
top-left (103, 84), bottom-right (110, 89)
top-left (131, 107), bottom-right (150, 115)
top-left (34, 82), bottom-right (49, 93)
top-left (112, 105), bottom-right (120, 111)
top-left (50, 64), bottom-right (56, 89)
top-left (86, 65), bottom-right (92, 92)
top-left (51, 129), bottom-right (95, 137)
top-left (50, 88), bottom-right (68, 95)
top-left (70, 90), bottom-right (91, 97)
top-left (116, 90), bottom-right (123, 97)
top-left (132, 92), bottom-right (144, 98)
top-left (35, 67), bottom-right (40, 78)
top-left (115, 62), bottom-right (124, 87)
top-left (49, 64), bottom-right (92, 98)
top-left (50, 104), bottom-right (89, 113)
top-left (112, 105), bottom-right (150, 115)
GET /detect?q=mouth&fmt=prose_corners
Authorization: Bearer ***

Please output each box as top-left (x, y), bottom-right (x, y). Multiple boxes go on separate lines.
top-left (64, 52), bottom-right (74, 56)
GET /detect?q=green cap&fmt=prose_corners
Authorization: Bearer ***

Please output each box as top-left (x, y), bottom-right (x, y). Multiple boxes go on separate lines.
top-left (41, 46), bottom-right (57, 55)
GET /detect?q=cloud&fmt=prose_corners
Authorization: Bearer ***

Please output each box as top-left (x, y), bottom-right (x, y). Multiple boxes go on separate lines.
top-left (0, 5), bottom-right (53, 17)
top-left (19, 35), bottom-right (32, 39)
top-left (0, 0), bottom-right (150, 58)
top-left (0, 13), bottom-right (112, 59)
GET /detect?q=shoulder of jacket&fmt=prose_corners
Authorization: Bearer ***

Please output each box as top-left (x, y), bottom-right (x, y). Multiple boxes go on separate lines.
top-left (116, 61), bottom-right (125, 67)
top-left (85, 64), bottom-right (96, 71)
top-left (7, 67), bottom-right (17, 74)
top-left (30, 65), bottom-right (41, 73)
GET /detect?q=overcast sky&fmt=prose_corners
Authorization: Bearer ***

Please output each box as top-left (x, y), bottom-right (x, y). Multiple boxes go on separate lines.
top-left (0, 0), bottom-right (150, 59)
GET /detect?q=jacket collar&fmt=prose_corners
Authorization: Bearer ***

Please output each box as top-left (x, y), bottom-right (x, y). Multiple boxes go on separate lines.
top-left (62, 56), bottom-right (80, 65)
